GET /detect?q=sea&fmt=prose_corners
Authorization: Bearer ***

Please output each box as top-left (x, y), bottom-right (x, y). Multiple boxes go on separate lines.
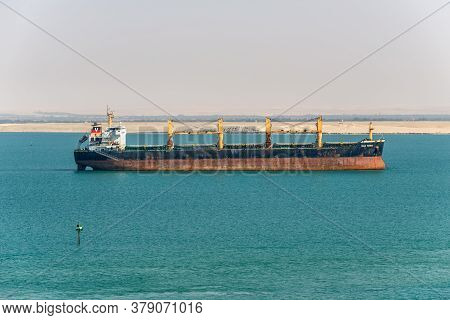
top-left (0, 132), bottom-right (449, 299)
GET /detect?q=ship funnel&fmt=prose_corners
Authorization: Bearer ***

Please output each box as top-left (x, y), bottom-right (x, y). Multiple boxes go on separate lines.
top-left (369, 122), bottom-right (374, 140)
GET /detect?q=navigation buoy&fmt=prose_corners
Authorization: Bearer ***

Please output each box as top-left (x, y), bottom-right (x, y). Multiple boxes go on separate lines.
top-left (75, 223), bottom-right (83, 245)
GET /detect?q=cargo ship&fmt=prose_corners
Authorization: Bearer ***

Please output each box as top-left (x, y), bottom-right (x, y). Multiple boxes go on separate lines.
top-left (74, 110), bottom-right (385, 171)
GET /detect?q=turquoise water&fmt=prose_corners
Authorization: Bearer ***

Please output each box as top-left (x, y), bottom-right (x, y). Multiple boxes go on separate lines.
top-left (0, 133), bottom-right (449, 299)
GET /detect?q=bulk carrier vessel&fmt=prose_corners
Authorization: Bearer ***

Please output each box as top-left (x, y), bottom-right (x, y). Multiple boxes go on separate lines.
top-left (74, 111), bottom-right (385, 171)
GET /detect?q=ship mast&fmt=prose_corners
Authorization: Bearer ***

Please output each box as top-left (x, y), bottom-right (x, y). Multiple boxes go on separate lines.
top-left (369, 122), bottom-right (374, 140)
top-left (316, 116), bottom-right (323, 148)
top-left (167, 119), bottom-right (174, 149)
top-left (265, 117), bottom-right (272, 148)
top-left (106, 106), bottom-right (114, 127)
top-left (217, 118), bottom-right (224, 150)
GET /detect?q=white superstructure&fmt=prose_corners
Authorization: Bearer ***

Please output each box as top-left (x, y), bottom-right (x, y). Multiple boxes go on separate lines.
top-left (87, 109), bottom-right (127, 151)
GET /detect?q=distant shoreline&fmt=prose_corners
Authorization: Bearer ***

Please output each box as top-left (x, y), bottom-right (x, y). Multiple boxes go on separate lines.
top-left (1, 121), bottom-right (450, 134)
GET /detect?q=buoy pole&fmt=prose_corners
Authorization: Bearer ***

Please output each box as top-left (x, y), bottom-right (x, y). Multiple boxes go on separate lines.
top-left (76, 223), bottom-right (83, 246)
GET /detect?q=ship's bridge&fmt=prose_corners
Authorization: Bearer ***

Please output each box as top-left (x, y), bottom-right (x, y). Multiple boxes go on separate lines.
top-left (87, 122), bottom-right (126, 151)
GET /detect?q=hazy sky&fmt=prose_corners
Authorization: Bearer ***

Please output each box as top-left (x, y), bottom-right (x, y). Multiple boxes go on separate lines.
top-left (0, 0), bottom-right (449, 116)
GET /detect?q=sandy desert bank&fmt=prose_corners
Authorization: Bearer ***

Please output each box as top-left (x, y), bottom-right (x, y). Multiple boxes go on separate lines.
top-left (1, 121), bottom-right (450, 134)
